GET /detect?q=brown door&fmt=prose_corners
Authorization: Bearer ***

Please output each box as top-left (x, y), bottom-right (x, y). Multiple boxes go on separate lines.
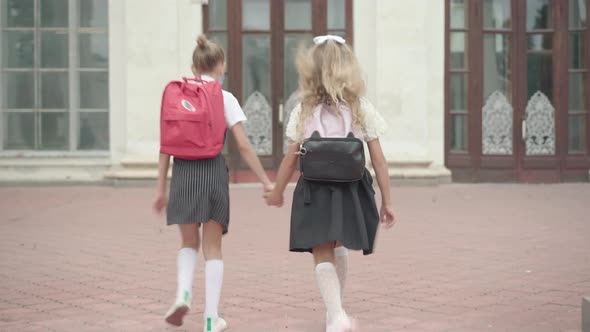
top-left (516, 0), bottom-right (562, 182)
top-left (471, 0), bottom-right (564, 182)
top-left (204, 0), bottom-right (353, 179)
top-left (446, 0), bottom-right (589, 182)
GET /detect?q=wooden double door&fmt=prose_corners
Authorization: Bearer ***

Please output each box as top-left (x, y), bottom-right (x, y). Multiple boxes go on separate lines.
top-left (446, 0), bottom-right (590, 182)
top-left (203, 0), bottom-right (352, 175)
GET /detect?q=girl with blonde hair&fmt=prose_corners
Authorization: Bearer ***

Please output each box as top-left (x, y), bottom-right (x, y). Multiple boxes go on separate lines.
top-left (265, 35), bottom-right (396, 331)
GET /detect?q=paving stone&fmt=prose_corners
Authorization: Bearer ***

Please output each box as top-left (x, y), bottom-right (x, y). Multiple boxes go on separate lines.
top-left (0, 184), bottom-right (588, 331)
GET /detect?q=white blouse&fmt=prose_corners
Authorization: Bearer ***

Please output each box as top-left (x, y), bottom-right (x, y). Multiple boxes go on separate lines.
top-left (285, 98), bottom-right (388, 143)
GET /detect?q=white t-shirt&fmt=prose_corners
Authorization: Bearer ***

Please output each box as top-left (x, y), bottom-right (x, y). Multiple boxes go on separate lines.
top-left (285, 97), bottom-right (388, 143)
top-left (201, 75), bottom-right (247, 128)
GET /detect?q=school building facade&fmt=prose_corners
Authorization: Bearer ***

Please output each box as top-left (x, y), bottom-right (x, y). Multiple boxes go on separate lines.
top-left (0, 0), bottom-right (588, 183)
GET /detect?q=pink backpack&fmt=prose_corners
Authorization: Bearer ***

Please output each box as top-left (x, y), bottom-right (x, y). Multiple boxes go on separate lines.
top-left (303, 103), bottom-right (363, 139)
top-left (160, 77), bottom-right (226, 160)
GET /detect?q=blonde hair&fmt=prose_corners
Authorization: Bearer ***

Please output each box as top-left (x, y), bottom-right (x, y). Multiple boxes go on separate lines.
top-left (295, 40), bottom-right (366, 137)
top-left (192, 35), bottom-right (225, 73)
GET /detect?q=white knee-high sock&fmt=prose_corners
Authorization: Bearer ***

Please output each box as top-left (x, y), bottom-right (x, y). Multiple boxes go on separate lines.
top-left (176, 247), bottom-right (198, 303)
top-left (334, 247), bottom-right (348, 299)
top-left (315, 262), bottom-right (346, 321)
top-left (205, 259), bottom-right (224, 319)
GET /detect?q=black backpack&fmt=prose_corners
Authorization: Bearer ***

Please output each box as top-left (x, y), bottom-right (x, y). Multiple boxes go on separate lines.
top-left (299, 131), bottom-right (366, 183)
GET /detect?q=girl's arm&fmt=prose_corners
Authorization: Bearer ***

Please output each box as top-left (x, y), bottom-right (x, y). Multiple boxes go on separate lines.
top-left (265, 143), bottom-right (300, 207)
top-left (153, 153), bottom-right (171, 214)
top-left (231, 122), bottom-right (273, 189)
top-left (367, 139), bottom-right (396, 228)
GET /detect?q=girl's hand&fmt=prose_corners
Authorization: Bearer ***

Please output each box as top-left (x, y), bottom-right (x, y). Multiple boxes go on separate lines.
top-left (262, 183), bottom-right (274, 202)
top-left (153, 192), bottom-right (168, 214)
top-left (264, 190), bottom-right (284, 207)
top-left (263, 183), bottom-right (274, 194)
top-left (380, 204), bottom-right (396, 229)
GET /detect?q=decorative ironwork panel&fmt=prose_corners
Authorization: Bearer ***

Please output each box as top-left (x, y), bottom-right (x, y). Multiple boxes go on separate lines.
top-left (525, 91), bottom-right (555, 155)
top-left (482, 91), bottom-right (513, 155)
top-left (242, 91), bottom-right (273, 155)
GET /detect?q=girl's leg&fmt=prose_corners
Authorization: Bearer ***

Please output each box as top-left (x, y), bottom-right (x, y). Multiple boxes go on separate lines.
top-left (202, 221), bottom-right (224, 322)
top-left (177, 224), bottom-right (200, 302)
top-left (313, 241), bottom-right (336, 265)
top-left (334, 242), bottom-right (348, 299)
top-left (166, 224), bottom-right (200, 326)
top-left (313, 242), bottom-right (347, 323)
top-left (326, 242), bottom-right (349, 325)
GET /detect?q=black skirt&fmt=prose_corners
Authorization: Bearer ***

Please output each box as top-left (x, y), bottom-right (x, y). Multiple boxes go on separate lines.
top-left (289, 170), bottom-right (380, 255)
top-left (167, 154), bottom-right (230, 234)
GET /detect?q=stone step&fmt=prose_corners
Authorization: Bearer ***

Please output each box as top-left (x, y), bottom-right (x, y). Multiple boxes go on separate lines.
top-left (120, 158), bottom-right (158, 169)
top-left (0, 158), bottom-right (111, 183)
top-left (0, 156), bottom-right (450, 184)
top-left (105, 160), bottom-right (451, 184)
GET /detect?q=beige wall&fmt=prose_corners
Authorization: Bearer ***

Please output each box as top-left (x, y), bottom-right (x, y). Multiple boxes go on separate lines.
top-left (355, 0), bottom-right (446, 169)
top-left (109, 0), bottom-right (203, 164)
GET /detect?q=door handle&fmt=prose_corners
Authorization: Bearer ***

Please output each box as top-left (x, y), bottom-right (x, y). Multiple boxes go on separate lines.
top-left (279, 103), bottom-right (284, 126)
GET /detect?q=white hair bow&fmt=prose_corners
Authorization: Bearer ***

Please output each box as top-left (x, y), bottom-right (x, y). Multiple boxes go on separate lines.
top-left (313, 35), bottom-right (346, 45)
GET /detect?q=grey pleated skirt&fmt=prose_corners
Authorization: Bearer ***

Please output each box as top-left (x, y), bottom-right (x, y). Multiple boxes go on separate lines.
top-left (167, 154), bottom-right (230, 234)
top-left (290, 170), bottom-right (380, 255)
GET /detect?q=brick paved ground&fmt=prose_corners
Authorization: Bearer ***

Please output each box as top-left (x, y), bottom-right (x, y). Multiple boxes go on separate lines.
top-left (0, 184), bottom-right (589, 332)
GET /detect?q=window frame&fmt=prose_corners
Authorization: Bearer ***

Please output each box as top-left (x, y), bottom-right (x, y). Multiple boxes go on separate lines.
top-left (564, 0), bottom-right (590, 170)
top-left (0, 0), bottom-right (109, 156)
top-left (565, 0), bottom-right (589, 154)
top-left (445, 0), bottom-right (474, 170)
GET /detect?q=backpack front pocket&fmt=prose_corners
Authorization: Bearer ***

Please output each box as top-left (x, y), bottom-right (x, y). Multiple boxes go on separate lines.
top-left (162, 112), bottom-right (209, 148)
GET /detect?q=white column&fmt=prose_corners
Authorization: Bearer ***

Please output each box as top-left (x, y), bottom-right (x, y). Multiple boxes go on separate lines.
top-left (109, 0), bottom-right (203, 166)
top-left (353, 0), bottom-right (377, 103)
top-left (355, 0), bottom-right (450, 182)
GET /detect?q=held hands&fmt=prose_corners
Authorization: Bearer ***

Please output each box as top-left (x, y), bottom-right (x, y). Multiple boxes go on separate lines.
top-left (380, 204), bottom-right (396, 229)
top-left (265, 190), bottom-right (284, 207)
top-left (263, 183), bottom-right (274, 194)
top-left (263, 183), bottom-right (284, 207)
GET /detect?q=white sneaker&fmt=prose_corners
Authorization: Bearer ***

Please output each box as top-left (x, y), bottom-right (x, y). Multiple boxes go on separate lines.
top-left (326, 314), bottom-right (358, 332)
top-left (164, 291), bottom-right (191, 326)
top-left (203, 317), bottom-right (228, 332)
